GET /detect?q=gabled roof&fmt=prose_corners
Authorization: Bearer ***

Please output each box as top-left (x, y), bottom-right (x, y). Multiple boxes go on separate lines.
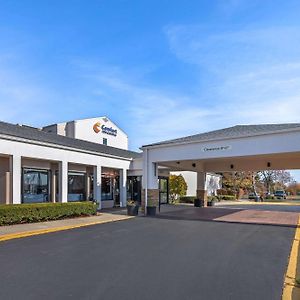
top-left (142, 123), bottom-right (300, 148)
top-left (0, 121), bottom-right (141, 159)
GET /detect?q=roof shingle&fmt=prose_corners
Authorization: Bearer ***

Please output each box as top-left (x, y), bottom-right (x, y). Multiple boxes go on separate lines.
top-left (0, 121), bottom-right (141, 159)
top-left (143, 123), bottom-right (300, 147)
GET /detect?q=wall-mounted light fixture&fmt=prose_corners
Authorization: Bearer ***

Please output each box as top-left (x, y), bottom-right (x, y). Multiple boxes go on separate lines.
top-left (230, 164), bottom-right (234, 169)
top-left (267, 162), bottom-right (271, 168)
top-left (192, 163), bottom-right (196, 168)
top-left (176, 161), bottom-right (180, 165)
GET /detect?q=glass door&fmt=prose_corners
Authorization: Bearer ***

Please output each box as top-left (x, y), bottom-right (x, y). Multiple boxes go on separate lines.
top-left (127, 176), bottom-right (142, 204)
top-left (22, 168), bottom-right (50, 203)
top-left (159, 177), bottom-right (169, 205)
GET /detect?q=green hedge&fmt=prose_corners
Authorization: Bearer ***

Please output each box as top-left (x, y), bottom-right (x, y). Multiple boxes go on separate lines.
top-left (180, 195), bottom-right (236, 203)
top-left (0, 202), bottom-right (97, 226)
top-left (218, 195), bottom-right (236, 201)
top-left (179, 196), bottom-right (196, 204)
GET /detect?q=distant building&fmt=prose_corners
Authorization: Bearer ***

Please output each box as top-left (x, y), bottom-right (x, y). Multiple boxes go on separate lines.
top-left (172, 171), bottom-right (222, 196)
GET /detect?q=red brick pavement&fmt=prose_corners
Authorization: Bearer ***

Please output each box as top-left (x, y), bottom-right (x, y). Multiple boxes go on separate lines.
top-left (158, 207), bottom-right (299, 226)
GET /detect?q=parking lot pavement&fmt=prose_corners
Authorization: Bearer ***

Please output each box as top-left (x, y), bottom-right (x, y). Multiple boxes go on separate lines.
top-left (0, 211), bottom-right (132, 241)
top-left (158, 205), bottom-right (299, 227)
top-left (216, 203), bottom-right (300, 213)
top-left (0, 207), bottom-right (295, 300)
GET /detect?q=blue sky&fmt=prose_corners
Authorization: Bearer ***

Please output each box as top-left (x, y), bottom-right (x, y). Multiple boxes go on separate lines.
top-left (1, 1), bottom-right (300, 178)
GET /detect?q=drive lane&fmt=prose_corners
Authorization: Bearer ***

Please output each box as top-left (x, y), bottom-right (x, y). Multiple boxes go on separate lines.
top-left (0, 214), bottom-right (295, 300)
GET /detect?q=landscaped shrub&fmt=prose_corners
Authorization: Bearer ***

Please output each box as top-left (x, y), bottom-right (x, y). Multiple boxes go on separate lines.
top-left (207, 196), bottom-right (218, 202)
top-left (218, 195), bottom-right (236, 201)
top-left (0, 202), bottom-right (97, 226)
top-left (179, 196), bottom-right (196, 204)
top-left (179, 195), bottom-right (236, 203)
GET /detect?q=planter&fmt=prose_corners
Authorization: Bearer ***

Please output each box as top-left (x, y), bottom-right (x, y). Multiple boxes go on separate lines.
top-left (127, 205), bottom-right (139, 216)
top-left (208, 200), bottom-right (216, 207)
top-left (194, 199), bottom-right (204, 207)
top-left (146, 206), bottom-right (156, 216)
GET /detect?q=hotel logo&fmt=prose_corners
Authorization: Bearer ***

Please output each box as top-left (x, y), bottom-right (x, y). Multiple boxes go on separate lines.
top-left (93, 122), bottom-right (101, 133)
top-left (93, 121), bottom-right (118, 136)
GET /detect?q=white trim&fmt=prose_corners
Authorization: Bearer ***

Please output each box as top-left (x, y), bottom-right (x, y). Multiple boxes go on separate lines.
top-left (0, 134), bottom-right (134, 162)
top-left (141, 127), bottom-right (300, 150)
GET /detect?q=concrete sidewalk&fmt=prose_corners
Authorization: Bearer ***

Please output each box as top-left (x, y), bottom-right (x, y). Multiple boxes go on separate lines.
top-left (0, 211), bottom-right (134, 242)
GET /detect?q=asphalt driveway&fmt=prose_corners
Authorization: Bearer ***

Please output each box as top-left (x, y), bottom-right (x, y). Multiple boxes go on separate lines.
top-left (0, 206), bottom-right (296, 300)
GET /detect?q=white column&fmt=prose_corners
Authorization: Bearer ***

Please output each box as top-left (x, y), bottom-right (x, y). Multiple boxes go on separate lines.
top-left (86, 174), bottom-right (91, 201)
top-left (58, 161), bottom-right (68, 203)
top-left (197, 172), bottom-right (207, 190)
top-left (5, 172), bottom-right (11, 204)
top-left (197, 172), bottom-right (208, 206)
top-left (119, 168), bottom-right (127, 207)
top-left (51, 166), bottom-right (57, 203)
top-left (93, 165), bottom-right (102, 209)
top-left (12, 155), bottom-right (21, 204)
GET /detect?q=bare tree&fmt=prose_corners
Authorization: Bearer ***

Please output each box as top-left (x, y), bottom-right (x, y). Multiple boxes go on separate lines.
top-left (257, 170), bottom-right (293, 193)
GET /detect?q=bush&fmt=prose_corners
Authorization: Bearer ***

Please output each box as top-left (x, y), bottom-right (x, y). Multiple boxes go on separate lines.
top-left (0, 202), bottom-right (97, 226)
top-left (207, 196), bottom-right (218, 202)
top-left (179, 196), bottom-right (196, 204)
top-left (218, 195), bottom-right (236, 201)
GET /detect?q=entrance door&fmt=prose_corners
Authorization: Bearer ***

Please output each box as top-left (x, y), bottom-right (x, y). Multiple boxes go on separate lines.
top-left (127, 176), bottom-right (142, 204)
top-left (22, 168), bottom-right (50, 203)
top-left (159, 177), bottom-right (169, 205)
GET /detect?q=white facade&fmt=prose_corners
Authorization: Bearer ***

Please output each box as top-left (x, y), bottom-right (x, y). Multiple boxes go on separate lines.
top-left (2, 119), bottom-right (300, 210)
top-left (172, 171), bottom-right (222, 196)
top-left (0, 134), bottom-right (130, 207)
top-left (43, 117), bottom-right (129, 150)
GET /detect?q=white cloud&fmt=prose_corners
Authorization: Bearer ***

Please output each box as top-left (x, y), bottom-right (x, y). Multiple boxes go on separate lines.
top-left (164, 24), bottom-right (300, 127)
top-left (74, 63), bottom-right (221, 149)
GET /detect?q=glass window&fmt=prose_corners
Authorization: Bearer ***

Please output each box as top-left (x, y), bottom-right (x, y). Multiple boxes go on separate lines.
top-left (22, 168), bottom-right (50, 203)
top-left (68, 172), bottom-right (86, 202)
top-left (101, 175), bottom-right (113, 200)
top-left (159, 178), bottom-right (168, 193)
top-left (127, 176), bottom-right (142, 204)
top-left (103, 138), bottom-right (108, 146)
top-left (159, 177), bottom-right (169, 204)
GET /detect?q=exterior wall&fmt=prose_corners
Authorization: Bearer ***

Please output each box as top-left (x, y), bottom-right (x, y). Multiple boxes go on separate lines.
top-left (0, 136), bottom-right (131, 205)
top-left (57, 123), bottom-right (67, 136)
top-left (197, 189), bottom-right (208, 207)
top-left (0, 157), bottom-right (9, 204)
top-left (171, 171), bottom-right (222, 197)
top-left (69, 163), bottom-right (89, 172)
top-left (43, 117), bottom-right (129, 150)
top-left (141, 188), bottom-right (159, 211)
top-left (42, 124), bottom-right (58, 135)
top-left (22, 158), bottom-right (52, 170)
top-left (172, 171), bottom-right (197, 196)
top-left (144, 130), bottom-right (300, 172)
top-left (128, 157), bottom-right (143, 176)
top-left (43, 123), bottom-right (67, 136)
top-left (73, 117), bottom-right (128, 149)
top-left (65, 121), bottom-right (75, 138)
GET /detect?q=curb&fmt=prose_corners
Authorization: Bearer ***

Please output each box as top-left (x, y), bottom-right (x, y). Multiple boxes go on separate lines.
top-left (0, 216), bottom-right (134, 243)
top-left (282, 216), bottom-right (300, 300)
